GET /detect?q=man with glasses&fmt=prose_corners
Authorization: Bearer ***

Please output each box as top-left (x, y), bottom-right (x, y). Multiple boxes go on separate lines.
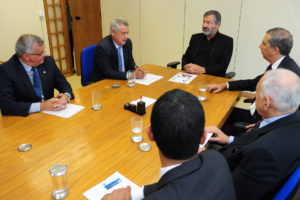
top-left (0, 34), bottom-right (74, 116)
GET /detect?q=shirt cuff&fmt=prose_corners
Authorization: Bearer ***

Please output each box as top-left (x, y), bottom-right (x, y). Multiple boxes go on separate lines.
top-left (226, 82), bottom-right (229, 89)
top-left (228, 136), bottom-right (235, 144)
top-left (131, 185), bottom-right (144, 200)
top-left (29, 102), bottom-right (41, 113)
top-left (64, 93), bottom-right (71, 102)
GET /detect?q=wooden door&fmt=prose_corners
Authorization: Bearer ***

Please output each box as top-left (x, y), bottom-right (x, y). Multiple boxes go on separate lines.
top-left (43, 0), bottom-right (73, 76)
top-left (69, 0), bottom-right (103, 75)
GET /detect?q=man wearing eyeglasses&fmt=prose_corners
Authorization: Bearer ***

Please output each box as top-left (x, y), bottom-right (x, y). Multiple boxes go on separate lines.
top-left (0, 34), bottom-right (74, 116)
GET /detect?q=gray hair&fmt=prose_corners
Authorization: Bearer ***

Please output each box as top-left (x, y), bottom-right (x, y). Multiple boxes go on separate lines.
top-left (267, 27), bottom-right (293, 55)
top-left (110, 17), bottom-right (129, 32)
top-left (15, 34), bottom-right (44, 57)
top-left (260, 69), bottom-right (300, 112)
top-left (204, 10), bottom-right (221, 24)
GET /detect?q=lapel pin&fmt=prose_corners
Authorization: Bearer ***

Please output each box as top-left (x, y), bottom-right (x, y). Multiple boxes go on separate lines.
top-left (43, 71), bottom-right (46, 74)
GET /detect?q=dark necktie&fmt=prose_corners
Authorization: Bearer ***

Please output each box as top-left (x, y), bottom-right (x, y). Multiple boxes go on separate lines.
top-left (266, 64), bottom-right (272, 71)
top-left (31, 67), bottom-right (43, 98)
top-left (117, 46), bottom-right (124, 72)
top-left (247, 120), bottom-right (262, 132)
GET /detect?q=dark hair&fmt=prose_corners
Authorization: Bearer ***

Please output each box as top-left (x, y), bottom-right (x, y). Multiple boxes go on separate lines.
top-left (150, 89), bottom-right (205, 160)
top-left (267, 27), bottom-right (293, 55)
top-left (204, 10), bottom-right (221, 24)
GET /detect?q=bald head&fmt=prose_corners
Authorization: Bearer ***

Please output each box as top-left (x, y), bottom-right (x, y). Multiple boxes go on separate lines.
top-left (257, 69), bottom-right (300, 115)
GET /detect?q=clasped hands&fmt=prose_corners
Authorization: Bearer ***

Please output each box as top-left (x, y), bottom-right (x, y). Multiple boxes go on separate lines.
top-left (184, 63), bottom-right (206, 75)
top-left (40, 93), bottom-right (69, 111)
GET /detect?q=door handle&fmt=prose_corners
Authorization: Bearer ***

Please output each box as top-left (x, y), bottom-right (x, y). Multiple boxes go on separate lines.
top-left (75, 16), bottom-right (81, 20)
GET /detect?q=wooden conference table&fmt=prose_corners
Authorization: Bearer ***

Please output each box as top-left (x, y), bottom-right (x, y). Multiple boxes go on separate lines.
top-left (0, 64), bottom-right (240, 199)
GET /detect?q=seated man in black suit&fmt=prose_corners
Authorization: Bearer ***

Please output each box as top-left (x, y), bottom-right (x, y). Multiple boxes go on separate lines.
top-left (102, 89), bottom-right (236, 200)
top-left (207, 69), bottom-right (300, 200)
top-left (91, 17), bottom-right (146, 82)
top-left (182, 10), bottom-right (233, 77)
top-left (207, 27), bottom-right (300, 135)
top-left (0, 34), bottom-right (74, 117)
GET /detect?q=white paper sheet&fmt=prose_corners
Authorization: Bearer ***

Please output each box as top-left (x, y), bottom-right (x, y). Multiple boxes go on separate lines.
top-left (200, 132), bottom-right (213, 149)
top-left (83, 171), bottom-right (141, 200)
top-left (168, 72), bottom-right (197, 84)
top-left (131, 96), bottom-right (156, 108)
top-left (42, 103), bottom-right (85, 118)
top-left (135, 73), bottom-right (163, 85)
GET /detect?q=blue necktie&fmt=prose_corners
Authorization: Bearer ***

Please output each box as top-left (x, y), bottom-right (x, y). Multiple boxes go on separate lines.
top-left (117, 46), bottom-right (124, 72)
top-left (31, 67), bottom-right (43, 98)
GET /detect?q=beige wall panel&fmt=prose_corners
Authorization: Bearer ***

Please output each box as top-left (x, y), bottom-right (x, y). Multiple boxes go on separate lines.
top-left (0, 0), bottom-right (49, 62)
top-left (140, 0), bottom-right (185, 67)
top-left (235, 0), bottom-right (300, 80)
top-left (184, 0), bottom-right (241, 73)
top-left (101, 0), bottom-right (141, 65)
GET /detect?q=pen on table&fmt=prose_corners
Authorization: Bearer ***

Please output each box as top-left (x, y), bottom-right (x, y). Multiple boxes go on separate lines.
top-left (104, 178), bottom-right (121, 189)
top-left (182, 74), bottom-right (193, 77)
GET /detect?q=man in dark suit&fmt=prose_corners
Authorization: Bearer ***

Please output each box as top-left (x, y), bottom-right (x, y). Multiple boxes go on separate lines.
top-left (102, 89), bottom-right (236, 200)
top-left (182, 10), bottom-right (233, 77)
top-left (91, 17), bottom-right (146, 82)
top-left (207, 69), bottom-right (300, 200)
top-left (207, 27), bottom-right (300, 134)
top-left (0, 34), bottom-right (74, 117)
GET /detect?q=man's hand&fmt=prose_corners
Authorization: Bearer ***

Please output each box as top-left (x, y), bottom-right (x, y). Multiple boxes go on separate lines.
top-left (40, 97), bottom-right (67, 111)
top-left (184, 63), bottom-right (205, 75)
top-left (101, 186), bottom-right (131, 200)
top-left (57, 93), bottom-right (69, 102)
top-left (206, 126), bottom-right (230, 145)
top-left (207, 82), bottom-right (227, 93)
top-left (134, 66), bottom-right (147, 79)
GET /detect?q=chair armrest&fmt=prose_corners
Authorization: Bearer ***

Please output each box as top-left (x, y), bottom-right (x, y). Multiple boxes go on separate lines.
top-left (167, 61), bottom-right (180, 69)
top-left (225, 72), bottom-right (236, 79)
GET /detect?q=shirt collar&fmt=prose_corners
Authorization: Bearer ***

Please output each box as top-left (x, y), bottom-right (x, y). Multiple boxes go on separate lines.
top-left (159, 164), bottom-right (181, 178)
top-left (271, 56), bottom-right (285, 70)
top-left (113, 41), bottom-right (121, 49)
top-left (260, 111), bottom-right (294, 128)
top-left (19, 58), bottom-right (33, 73)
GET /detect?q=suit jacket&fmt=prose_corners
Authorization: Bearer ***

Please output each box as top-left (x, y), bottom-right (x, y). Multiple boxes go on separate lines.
top-left (0, 54), bottom-right (74, 117)
top-left (91, 35), bottom-right (135, 82)
top-left (220, 110), bottom-right (300, 200)
top-left (143, 150), bottom-right (236, 200)
top-left (229, 55), bottom-right (300, 91)
top-left (182, 32), bottom-right (233, 77)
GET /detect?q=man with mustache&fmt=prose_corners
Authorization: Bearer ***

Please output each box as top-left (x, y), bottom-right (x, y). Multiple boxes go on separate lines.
top-left (182, 10), bottom-right (233, 77)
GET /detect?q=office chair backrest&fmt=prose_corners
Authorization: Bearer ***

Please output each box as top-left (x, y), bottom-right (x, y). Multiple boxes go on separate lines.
top-left (81, 44), bottom-right (96, 86)
top-left (273, 165), bottom-right (300, 200)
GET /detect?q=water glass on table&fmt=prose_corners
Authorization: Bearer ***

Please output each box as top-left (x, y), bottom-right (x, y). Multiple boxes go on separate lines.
top-left (128, 70), bottom-right (136, 88)
top-left (198, 82), bottom-right (207, 101)
top-left (131, 116), bottom-right (143, 142)
top-left (91, 90), bottom-right (102, 110)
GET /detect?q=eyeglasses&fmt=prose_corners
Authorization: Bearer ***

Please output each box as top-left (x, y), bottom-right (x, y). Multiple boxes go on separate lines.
top-left (29, 51), bottom-right (45, 56)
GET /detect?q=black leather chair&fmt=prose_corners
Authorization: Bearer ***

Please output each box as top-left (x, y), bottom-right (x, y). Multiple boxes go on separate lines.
top-left (167, 61), bottom-right (236, 79)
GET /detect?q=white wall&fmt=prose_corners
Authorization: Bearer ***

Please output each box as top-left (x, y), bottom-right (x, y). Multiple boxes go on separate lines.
top-left (0, 0), bottom-right (49, 62)
top-left (101, 0), bottom-right (300, 79)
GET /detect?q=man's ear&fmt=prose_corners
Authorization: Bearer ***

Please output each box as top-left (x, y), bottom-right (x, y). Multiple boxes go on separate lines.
top-left (265, 96), bottom-right (272, 110)
top-left (200, 129), bottom-right (207, 145)
top-left (146, 126), bottom-right (154, 141)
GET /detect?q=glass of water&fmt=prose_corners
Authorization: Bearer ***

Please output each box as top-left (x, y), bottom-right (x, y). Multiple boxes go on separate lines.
top-left (131, 116), bottom-right (143, 142)
top-left (91, 90), bottom-right (102, 110)
top-left (49, 164), bottom-right (69, 199)
top-left (198, 82), bottom-right (207, 101)
top-left (128, 70), bottom-right (136, 88)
